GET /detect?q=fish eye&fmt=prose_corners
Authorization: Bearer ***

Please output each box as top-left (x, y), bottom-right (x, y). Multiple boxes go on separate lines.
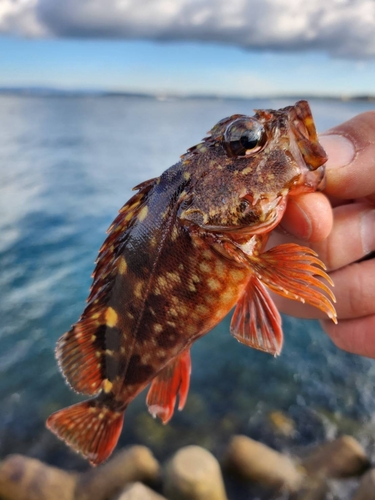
top-left (223, 118), bottom-right (266, 158)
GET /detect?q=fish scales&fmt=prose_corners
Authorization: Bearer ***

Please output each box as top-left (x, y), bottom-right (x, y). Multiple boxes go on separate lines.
top-left (47, 100), bottom-right (337, 465)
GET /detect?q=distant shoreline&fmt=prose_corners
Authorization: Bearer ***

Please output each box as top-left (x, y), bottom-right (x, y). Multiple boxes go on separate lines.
top-left (0, 87), bottom-right (374, 102)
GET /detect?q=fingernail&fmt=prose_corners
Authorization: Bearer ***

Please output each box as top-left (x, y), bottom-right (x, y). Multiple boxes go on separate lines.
top-left (319, 134), bottom-right (355, 169)
top-left (360, 209), bottom-right (375, 255)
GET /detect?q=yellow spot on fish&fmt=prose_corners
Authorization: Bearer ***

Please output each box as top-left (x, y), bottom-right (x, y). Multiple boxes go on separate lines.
top-left (166, 320), bottom-right (176, 327)
top-left (118, 256), bottom-right (127, 275)
top-left (150, 236), bottom-right (157, 247)
top-left (188, 283), bottom-right (197, 292)
top-left (143, 352), bottom-right (152, 363)
top-left (221, 288), bottom-right (236, 303)
top-left (199, 261), bottom-right (211, 273)
top-left (96, 351), bottom-right (101, 358)
top-left (207, 277), bottom-right (221, 291)
top-left (192, 274), bottom-right (200, 283)
top-left (203, 249), bottom-right (212, 260)
top-left (91, 312), bottom-right (100, 320)
top-left (103, 379), bottom-right (113, 393)
top-left (138, 205), bottom-right (149, 222)
top-left (127, 311), bottom-right (134, 319)
top-left (105, 349), bottom-right (114, 356)
top-left (178, 304), bottom-right (189, 316)
top-left (154, 324), bottom-right (163, 333)
top-left (105, 307), bottom-right (118, 327)
top-left (91, 335), bottom-right (96, 341)
top-left (125, 211), bottom-right (135, 222)
top-left (215, 260), bottom-right (226, 278)
top-left (157, 275), bottom-right (168, 288)
top-left (98, 413), bottom-right (105, 420)
top-left (196, 304), bottom-right (209, 315)
top-left (168, 307), bottom-right (178, 318)
top-left (171, 226), bottom-right (179, 241)
top-left (183, 172), bottom-right (191, 181)
top-left (134, 281), bottom-right (144, 299)
top-left (121, 346), bottom-right (126, 354)
top-left (241, 166), bottom-right (253, 175)
top-left (166, 271), bottom-right (181, 284)
top-left (230, 269), bottom-right (247, 281)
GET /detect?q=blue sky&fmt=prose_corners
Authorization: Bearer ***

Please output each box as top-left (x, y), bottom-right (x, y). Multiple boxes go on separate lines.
top-left (1, 0), bottom-right (375, 97)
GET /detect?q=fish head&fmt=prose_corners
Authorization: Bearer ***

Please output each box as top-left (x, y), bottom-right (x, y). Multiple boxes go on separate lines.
top-left (178, 100), bottom-right (327, 235)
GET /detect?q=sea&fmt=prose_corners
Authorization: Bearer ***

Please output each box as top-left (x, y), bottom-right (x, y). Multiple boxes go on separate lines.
top-left (1, 94), bottom-right (375, 496)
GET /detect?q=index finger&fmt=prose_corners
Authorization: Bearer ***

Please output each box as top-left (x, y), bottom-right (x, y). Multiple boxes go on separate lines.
top-left (319, 111), bottom-right (375, 199)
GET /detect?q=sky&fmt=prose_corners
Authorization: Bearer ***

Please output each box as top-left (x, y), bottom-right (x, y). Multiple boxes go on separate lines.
top-left (0, 0), bottom-right (375, 97)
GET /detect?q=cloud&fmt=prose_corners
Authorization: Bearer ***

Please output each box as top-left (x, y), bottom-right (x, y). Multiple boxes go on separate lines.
top-left (1, 0), bottom-right (375, 58)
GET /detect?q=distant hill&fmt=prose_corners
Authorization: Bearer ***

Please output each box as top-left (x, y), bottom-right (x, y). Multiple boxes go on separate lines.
top-left (0, 86), bottom-right (374, 102)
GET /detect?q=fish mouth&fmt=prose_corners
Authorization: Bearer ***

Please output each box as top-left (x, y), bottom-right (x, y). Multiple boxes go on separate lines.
top-left (290, 100), bottom-right (328, 171)
top-left (288, 101), bottom-right (328, 193)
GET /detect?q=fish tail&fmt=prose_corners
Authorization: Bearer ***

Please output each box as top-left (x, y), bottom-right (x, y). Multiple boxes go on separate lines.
top-left (46, 399), bottom-right (124, 466)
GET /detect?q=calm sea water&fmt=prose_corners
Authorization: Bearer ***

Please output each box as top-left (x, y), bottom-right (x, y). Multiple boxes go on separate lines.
top-left (1, 95), bottom-right (375, 480)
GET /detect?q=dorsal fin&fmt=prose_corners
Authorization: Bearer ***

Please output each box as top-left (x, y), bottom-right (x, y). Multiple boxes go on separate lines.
top-left (89, 177), bottom-right (158, 306)
top-left (56, 177), bottom-right (158, 395)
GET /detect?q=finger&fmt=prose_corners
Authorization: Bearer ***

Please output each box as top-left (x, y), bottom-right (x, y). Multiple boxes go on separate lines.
top-left (321, 315), bottom-right (375, 359)
top-left (319, 111), bottom-right (375, 198)
top-left (312, 202), bottom-right (375, 271)
top-left (278, 192), bottom-right (333, 242)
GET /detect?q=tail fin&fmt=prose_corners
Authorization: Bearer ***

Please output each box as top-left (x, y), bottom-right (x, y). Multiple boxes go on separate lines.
top-left (46, 400), bottom-right (124, 466)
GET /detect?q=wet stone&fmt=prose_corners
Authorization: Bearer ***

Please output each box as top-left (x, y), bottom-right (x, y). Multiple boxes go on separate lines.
top-left (223, 435), bottom-right (303, 493)
top-left (164, 445), bottom-right (228, 500)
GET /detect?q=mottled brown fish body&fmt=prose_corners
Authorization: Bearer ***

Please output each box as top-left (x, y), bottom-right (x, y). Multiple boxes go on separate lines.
top-left (47, 100), bottom-right (336, 466)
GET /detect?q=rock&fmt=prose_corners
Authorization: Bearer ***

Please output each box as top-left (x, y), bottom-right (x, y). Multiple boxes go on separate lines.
top-left (0, 446), bottom-right (160, 500)
top-left (115, 482), bottom-right (166, 500)
top-left (301, 436), bottom-right (370, 479)
top-left (76, 446), bottom-right (160, 500)
top-left (291, 477), bottom-right (329, 500)
top-left (352, 469), bottom-right (375, 500)
top-left (0, 454), bottom-right (77, 500)
top-left (164, 445), bottom-right (227, 500)
top-left (223, 435), bottom-right (303, 493)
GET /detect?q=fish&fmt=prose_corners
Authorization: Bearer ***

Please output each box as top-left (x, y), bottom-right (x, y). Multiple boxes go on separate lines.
top-left (46, 100), bottom-right (337, 466)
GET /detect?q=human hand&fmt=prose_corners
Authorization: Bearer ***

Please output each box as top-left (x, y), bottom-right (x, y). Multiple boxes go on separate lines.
top-left (272, 110), bottom-right (375, 357)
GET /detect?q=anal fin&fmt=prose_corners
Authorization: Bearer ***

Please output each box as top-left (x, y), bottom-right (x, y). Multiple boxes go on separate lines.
top-left (230, 276), bottom-right (283, 356)
top-left (146, 349), bottom-right (191, 424)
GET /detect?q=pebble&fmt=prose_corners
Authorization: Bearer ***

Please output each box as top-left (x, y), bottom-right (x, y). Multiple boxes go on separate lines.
top-left (0, 454), bottom-right (77, 500)
top-left (76, 446), bottom-right (160, 500)
top-left (224, 435), bottom-right (303, 492)
top-left (115, 482), bottom-right (166, 500)
top-left (164, 445), bottom-right (228, 500)
top-left (301, 436), bottom-right (370, 479)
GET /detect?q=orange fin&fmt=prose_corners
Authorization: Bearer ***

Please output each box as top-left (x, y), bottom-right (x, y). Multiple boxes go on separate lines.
top-left (250, 243), bottom-right (337, 323)
top-left (146, 349), bottom-right (191, 424)
top-left (56, 319), bottom-right (106, 396)
top-left (90, 176), bottom-right (158, 304)
top-left (231, 276), bottom-right (283, 356)
top-left (46, 400), bottom-right (124, 466)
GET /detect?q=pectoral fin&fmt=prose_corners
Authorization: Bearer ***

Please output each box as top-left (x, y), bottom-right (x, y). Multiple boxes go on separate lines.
top-left (146, 349), bottom-right (191, 424)
top-left (250, 243), bottom-right (337, 323)
top-left (231, 276), bottom-right (283, 356)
